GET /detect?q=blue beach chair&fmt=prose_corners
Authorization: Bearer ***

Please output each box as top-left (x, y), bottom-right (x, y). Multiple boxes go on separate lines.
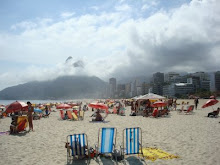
top-left (121, 127), bottom-right (144, 158)
top-left (96, 127), bottom-right (117, 158)
top-left (66, 133), bottom-right (89, 162)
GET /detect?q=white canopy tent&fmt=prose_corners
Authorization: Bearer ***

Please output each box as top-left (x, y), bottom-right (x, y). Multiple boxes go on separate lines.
top-left (134, 93), bottom-right (166, 100)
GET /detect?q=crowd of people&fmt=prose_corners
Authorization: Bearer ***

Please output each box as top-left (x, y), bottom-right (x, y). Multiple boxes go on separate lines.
top-left (1, 96), bottom-right (219, 135)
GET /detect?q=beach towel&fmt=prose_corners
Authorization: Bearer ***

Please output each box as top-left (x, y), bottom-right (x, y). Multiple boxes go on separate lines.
top-left (0, 131), bottom-right (9, 136)
top-left (141, 147), bottom-right (179, 161)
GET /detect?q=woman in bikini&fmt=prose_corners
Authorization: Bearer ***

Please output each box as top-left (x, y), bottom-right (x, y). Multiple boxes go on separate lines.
top-left (27, 101), bottom-right (34, 131)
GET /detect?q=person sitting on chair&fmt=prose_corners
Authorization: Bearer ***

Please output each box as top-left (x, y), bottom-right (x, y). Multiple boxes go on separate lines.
top-left (208, 107), bottom-right (220, 117)
top-left (10, 116), bottom-right (18, 134)
top-left (92, 109), bottom-right (103, 121)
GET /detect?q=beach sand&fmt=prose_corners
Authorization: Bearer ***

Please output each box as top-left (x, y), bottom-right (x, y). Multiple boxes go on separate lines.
top-left (0, 99), bottom-right (220, 165)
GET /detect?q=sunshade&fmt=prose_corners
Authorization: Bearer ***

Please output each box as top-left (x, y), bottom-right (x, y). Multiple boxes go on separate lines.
top-left (88, 103), bottom-right (108, 110)
top-left (152, 101), bottom-right (167, 108)
top-left (56, 103), bottom-right (72, 109)
top-left (5, 101), bottom-right (28, 114)
top-left (135, 93), bottom-right (165, 100)
top-left (34, 108), bottom-right (43, 113)
top-left (202, 99), bottom-right (219, 109)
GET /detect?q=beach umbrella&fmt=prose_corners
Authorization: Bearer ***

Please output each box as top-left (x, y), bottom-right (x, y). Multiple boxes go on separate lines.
top-left (56, 103), bottom-right (72, 109)
top-left (68, 103), bottom-right (78, 107)
top-left (88, 103), bottom-right (108, 110)
top-left (34, 108), bottom-right (43, 113)
top-left (210, 96), bottom-right (216, 99)
top-left (152, 101), bottom-right (167, 108)
top-left (88, 102), bottom-right (109, 114)
top-left (202, 99), bottom-right (219, 109)
top-left (5, 101), bottom-right (28, 114)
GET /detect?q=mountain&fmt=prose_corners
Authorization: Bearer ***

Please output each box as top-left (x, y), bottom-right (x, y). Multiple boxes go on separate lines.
top-left (0, 76), bottom-right (107, 100)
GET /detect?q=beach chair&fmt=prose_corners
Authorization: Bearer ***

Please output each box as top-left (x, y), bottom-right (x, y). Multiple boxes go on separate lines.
top-left (152, 108), bottom-right (159, 118)
top-left (72, 112), bottom-right (78, 121)
top-left (16, 116), bottom-right (28, 133)
top-left (95, 127), bottom-right (117, 159)
top-left (67, 110), bottom-right (73, 120)
top-left (121, 127), bottom-right (144, 160)
top-left (184, 105), bottom-right (194, 114)
top-left (60, 110), bottom-right (65, 120)
top-left (66, 133), bottom-right (89, 162)
top-left (79, 111), bottom-right (84, 120)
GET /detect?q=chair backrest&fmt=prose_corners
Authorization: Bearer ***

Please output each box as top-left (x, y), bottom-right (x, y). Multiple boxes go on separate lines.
top-left (72, 113), bottom-right (78, 120)
top-left (123, 127), bottom-right (142, 155)
top-left (186, 105), bottom-right (194, 113)
top-left (67, 110), bottom-right (73, 119)
top-left (60, 110), bottom-right (64, 119)
top-left (79, 111), bottom-right (84, 118)
top-left (67, 134), bottom-right (88, 156)
top-left (17, 116), bottom-right (28, 132)
top-left (99, 127), bottom-right (116, 154)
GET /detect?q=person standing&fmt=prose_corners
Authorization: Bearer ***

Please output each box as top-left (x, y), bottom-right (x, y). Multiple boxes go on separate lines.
top-left (45, 105), bottom-right (49, 115)
top-left (173, 99), bottom-right (177, 111)
top-left (194, 98), bottom-right (199, 110)
top-left (27, 101), bottom-right (34, 131)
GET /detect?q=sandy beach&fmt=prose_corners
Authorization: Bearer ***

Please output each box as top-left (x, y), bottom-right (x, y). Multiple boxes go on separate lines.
top-left (0, 99), bottom-right (220, 165)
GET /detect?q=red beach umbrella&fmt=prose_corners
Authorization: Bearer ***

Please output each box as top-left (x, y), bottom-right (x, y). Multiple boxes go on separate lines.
top-left (152, 101), bottom-right (167, 108)
top-left (88, 102), bottom-right (109, 114)
top-left (88, 102), bottom-right (108, 110)
top-left (210, 96), bottom-right (216, 99)
top-left (202, 99), bottom-right (219, 109)
top-left (5, 101), bottom-right (28, 114)
top-left (68, 103), bottom-right (78, 107)
top-left (56, 103), bottom-right (72, 109)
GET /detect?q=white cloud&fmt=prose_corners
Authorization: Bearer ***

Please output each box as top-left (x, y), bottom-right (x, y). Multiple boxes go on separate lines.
top-left (11, 21), bottom-right (37, 30)
top-left (141, 4), bottom-right (150, 11)
top-left (91, 6), bottom-right (99, 11)
top-left (61, 12), bottom-right (75, 18)
top-left (115, 4), bottom-right (131, 12)
top-left (0, 0), bottom-right (220, 90)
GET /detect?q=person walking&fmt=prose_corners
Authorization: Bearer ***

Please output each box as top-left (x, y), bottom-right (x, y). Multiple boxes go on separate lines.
top-left (27, 101), bottom-right (34, 131)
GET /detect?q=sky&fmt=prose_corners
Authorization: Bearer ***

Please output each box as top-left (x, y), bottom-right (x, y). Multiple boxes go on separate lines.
top-left (0, 0), bottom-right (220, 90)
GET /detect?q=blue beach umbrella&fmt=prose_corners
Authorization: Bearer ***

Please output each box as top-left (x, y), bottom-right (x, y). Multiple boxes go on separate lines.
top-left (34, 108), bottom-right (43, 113)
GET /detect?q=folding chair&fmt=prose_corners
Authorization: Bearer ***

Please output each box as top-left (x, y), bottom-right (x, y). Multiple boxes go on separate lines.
top-left (60, 110), bottom-right (64, 120)
top-left (67, 110), bottom-right (73, 120)
top-left (121, 127), bottom-right (144, 159)
top-left (79, 111), bottom-right (84, 120)
top-left (184, 105), bottom-right (194, 114)
top-left (16, 116), bottom-right (28, 132)
top-left (96, 127), bottom-right (117, 158)
top-left (66, 133), bottom-right (89, 162)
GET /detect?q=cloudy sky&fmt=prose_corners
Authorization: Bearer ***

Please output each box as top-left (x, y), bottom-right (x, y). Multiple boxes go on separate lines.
top-left (0, 0), bottom-right (219, 90)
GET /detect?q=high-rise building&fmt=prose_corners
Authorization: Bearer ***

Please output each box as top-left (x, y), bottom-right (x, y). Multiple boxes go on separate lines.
top-left (164, 72), bottom-right (180, 82)
top-left (117, 84), bottom-right (125, 98)
top-left (153, 72), bottom-right (164, 84)
top-left (192, 72), bottom-right (209, 81)
top-left (209, 72), bottom-right (216, 92)
top-left (215, 71), bottom-right (220, 91)
top-left (125, 83), bottom-right (132, 98)
top-left (109, 78), bottom-right (116, 98)
top-left (152, 72), bottom-right (164, 95)
top-left (141, 82), bottom-right (150, 95)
